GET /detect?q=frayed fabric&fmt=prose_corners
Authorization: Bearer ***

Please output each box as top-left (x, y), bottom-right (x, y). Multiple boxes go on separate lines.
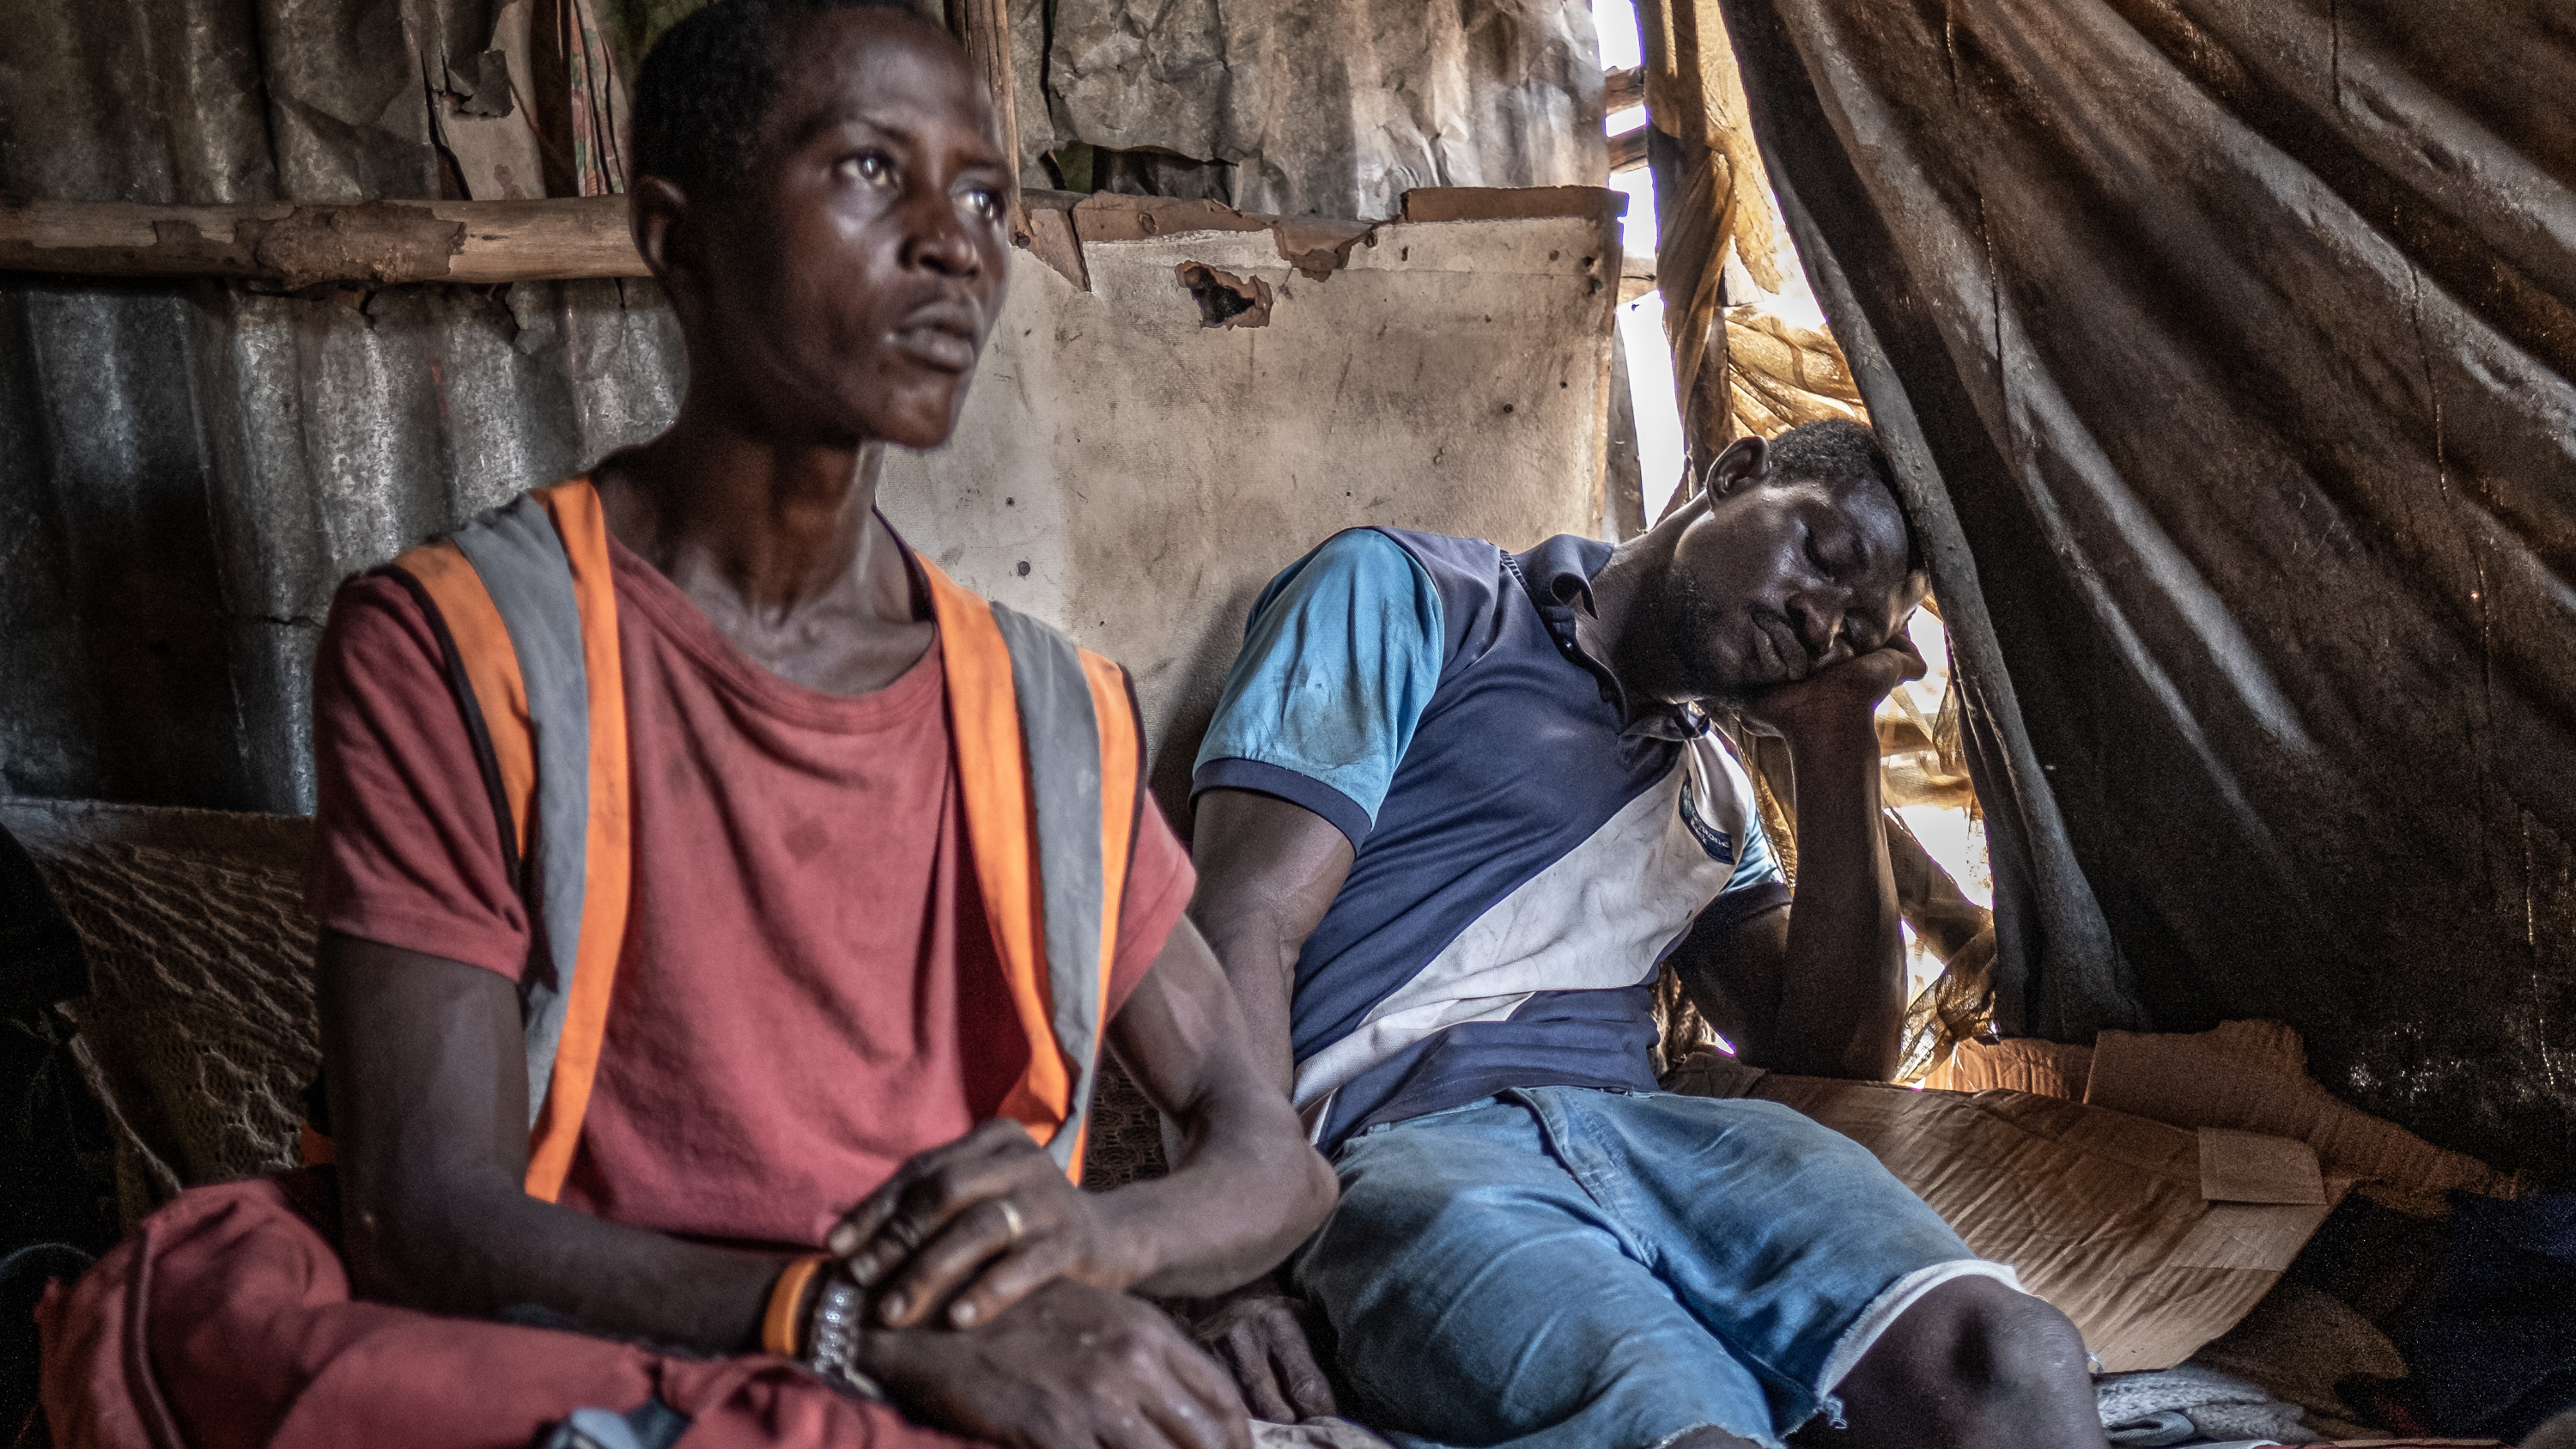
top-left (1642, 1422), bottom-right (1784, 1449)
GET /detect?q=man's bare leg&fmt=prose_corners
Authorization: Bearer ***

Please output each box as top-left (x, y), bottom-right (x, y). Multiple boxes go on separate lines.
top-left (1794, 1276), bottom-right (2105, 1449)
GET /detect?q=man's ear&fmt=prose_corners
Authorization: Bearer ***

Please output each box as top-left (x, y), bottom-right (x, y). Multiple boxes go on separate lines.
top-left (629, 176), bottom-right (699, 305)
top-left (1703, 435), bottom-right (1767, 500)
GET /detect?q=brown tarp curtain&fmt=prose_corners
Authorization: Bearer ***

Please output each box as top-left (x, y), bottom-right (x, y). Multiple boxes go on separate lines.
top-left (1716, 0), bottom-right (2576, 1178)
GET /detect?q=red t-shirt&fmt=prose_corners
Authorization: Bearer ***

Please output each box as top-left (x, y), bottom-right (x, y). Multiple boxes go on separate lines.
top-left (307, 536), bottom-right (1194, 1249)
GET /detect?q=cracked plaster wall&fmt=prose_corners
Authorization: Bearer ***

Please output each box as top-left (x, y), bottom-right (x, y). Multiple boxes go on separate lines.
top-left (883, 221), bottom-right (1619, 822)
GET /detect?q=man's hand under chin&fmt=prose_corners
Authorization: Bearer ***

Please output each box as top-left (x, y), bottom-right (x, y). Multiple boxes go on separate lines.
top-left (1737, 635), bottom-right (1926, 740)
top-left (1708, 632), bottom-right (1924, 1081)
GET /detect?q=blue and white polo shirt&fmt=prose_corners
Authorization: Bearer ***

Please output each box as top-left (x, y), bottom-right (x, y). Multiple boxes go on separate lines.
top-left (1192, 527), bottom-right (1790, 1153)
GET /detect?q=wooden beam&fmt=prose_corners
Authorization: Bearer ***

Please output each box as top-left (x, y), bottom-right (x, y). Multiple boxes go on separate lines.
top-left (1609, 125), bottom-right (1649, 175)
top-left (1620, 248), bottom-right (1657, 304)
top-left (0, 198), bottom-right (646, 287)
top-left (1605, 65), bottom-right (1645, 115)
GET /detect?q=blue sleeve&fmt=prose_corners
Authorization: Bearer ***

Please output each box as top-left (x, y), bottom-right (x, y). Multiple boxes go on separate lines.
top-left (1723, 807), bottom-right (1786, 897)
top-left (1690, 734), bottom-right (1791, 935)
top-left (1191, 530), bottom-right (1443, 848)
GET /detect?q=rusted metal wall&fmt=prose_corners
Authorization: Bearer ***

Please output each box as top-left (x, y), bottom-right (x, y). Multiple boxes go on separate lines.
top-left (0, 0), bottom-right (690, 813)
top-left (0, 277), bottom-right (681, 813)
top-left (1032, 0), bottom-right (1611, 218)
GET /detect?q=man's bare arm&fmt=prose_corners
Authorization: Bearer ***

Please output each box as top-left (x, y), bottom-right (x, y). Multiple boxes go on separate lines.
top-left (1107, 915), bottom-right (1341, 1294)
top-left (827, 914), bottom-right (1338, 1325)
top-left (319, 932), bottom-right (785, 1350)
top-left (1674, 647), bottom-right (1919, 1081)
top-left (1186, 790), bottom-right (1354, 1094)
top-left (325, 931), bottom-right (1273, 1449)
top-left (1173, 788), bottom-right (1356, 1422)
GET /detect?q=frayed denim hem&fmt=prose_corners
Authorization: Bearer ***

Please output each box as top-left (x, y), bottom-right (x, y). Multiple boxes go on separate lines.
top-left (1641, 1422), bottom-right (1787, 1449)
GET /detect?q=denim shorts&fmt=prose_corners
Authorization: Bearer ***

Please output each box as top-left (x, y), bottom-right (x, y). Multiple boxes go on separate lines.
top-left (1290, 1087), bottom-right (2014, 1449)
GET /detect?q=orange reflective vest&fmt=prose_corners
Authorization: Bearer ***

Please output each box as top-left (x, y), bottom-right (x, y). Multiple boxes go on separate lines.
top-left (380, 478), bottom-right (1142, 1202)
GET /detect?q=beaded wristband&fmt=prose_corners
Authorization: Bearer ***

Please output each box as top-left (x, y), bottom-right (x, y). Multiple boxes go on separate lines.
top-left (802, 1274), bottom-right (888, 1402)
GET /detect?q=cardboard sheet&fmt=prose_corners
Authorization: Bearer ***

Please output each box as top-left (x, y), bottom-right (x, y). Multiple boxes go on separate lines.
top-left (1921, 1036), bottom-right (2094, 1099)
top-left (2086, 1026), bottom-right (2523, 1218)
top-left (1665, 1054), bottom-right (2338, 1371)
top-left (2199, 1126), bottom-right (2328, 1206)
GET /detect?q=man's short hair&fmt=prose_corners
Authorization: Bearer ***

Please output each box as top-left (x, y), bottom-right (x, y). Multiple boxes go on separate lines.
top-left (1759, 418), bottom-right (1927, 583)
top-left (632, 0), bottom-right (940, 196)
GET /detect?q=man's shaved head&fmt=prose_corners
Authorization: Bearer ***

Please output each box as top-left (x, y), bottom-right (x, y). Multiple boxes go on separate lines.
top-left (634, 0), bottom-right (944, 196)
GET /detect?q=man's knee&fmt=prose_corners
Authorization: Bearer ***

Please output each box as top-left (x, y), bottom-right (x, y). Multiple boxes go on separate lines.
top-left (1899, 1276), bottom-right (2088, 1392)
top-left (1850, 1275), bottom-right (2093, 1414)
top-left (1819, 1276), bottom-right (2103, 1447)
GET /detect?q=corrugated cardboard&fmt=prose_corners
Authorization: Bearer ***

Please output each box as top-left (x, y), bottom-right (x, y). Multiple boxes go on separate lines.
top-left (1663, 1053), bottom-right (2338, 1371)
top-left (2200, 1126), bottom-right (2329, 1205)
top-left (2085, 1026), bottom-right (2523, 1218)
top-left (1921, 1036), bottom-right (2095, 1098)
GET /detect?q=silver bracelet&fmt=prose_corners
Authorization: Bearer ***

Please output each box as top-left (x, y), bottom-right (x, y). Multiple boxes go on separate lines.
top-left (804, 1274), bottom-right (889, 1402)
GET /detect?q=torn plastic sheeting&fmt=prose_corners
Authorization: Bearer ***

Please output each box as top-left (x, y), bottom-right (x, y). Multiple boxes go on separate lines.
top-left (1042, 0), bottom-right (1609, 221)
top-left (1717, 0), bottom-right (2576, 1179)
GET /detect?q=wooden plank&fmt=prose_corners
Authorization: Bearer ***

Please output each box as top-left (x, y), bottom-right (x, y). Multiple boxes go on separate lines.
top-left (1609, 125), bottom-right (1649, 174)
top-left (1400, 185), bottom-right (1628, 227)
top-left (1604, 65), bottom-right (1645, 115)
top-left (0, 197), bottom-right (645, 287)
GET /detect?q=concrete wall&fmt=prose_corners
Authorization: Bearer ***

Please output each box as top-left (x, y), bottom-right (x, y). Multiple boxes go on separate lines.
top-left (884, 213), bottom-right (1619, 820)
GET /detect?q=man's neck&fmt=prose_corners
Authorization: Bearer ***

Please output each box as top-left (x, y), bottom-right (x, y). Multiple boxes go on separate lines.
top-left (596, 407), bottom-right (908, 618)
top-left (1578, 539), bottom-right (1677, 720)
top-left (589, 404), bottom-right (937, 695)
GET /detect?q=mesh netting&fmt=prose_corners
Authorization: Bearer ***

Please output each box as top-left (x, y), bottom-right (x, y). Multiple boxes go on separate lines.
top-left (4, 798), bottom-right (1187, 1221)
top-left (3, 801), bottom-right (320, 1227)
top-left (1081, 1054), bottom-right (1170, 1190)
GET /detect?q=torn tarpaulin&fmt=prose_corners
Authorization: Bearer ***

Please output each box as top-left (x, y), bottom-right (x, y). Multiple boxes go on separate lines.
top-left (1717, 0), bottom-right (2576, 1178)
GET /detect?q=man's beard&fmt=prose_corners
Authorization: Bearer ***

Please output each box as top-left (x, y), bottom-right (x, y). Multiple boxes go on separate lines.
top-left (1655, 565), bottom-right (1757, 710)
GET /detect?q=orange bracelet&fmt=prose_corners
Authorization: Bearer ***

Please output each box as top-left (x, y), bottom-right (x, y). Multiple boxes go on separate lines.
top-left (762, 1255), bottom-right (830, 1357)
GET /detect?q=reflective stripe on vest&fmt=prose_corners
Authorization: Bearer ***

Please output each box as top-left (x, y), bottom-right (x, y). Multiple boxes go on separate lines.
top-left (389, 478), bottom-right (1140, 1199)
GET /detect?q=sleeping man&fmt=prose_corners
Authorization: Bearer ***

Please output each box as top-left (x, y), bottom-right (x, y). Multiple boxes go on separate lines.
top-left (1185, 420), bottom-right (2111, 1449)
top-left (37, 4), bottom-right (1333, 1446)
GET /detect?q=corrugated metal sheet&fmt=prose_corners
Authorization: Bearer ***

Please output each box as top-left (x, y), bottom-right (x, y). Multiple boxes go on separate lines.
top-left (0, 275), bottom-right (681, 812)
top-left (0, 0), bottom-right (655, 814)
